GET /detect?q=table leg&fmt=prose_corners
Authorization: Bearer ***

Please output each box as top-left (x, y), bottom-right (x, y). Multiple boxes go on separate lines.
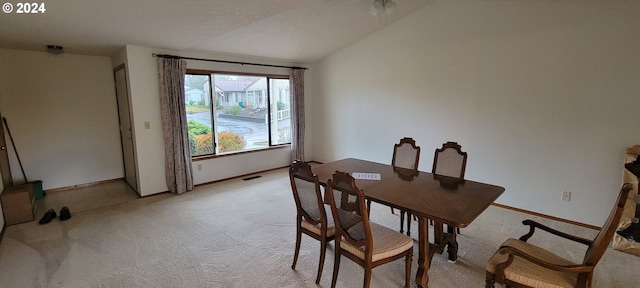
top-left (433, 220), bottom-right (444, 248)
top-left (415, 217), bottom-right (429, 288)
top-left (432, 221), bottom-right (458, 262)
top-left (445, 224), bottom-right (458, 262)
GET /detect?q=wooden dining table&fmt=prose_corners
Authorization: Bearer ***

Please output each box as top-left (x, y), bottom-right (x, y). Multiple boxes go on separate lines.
top-left (313, 158), bottom-right (505, 288)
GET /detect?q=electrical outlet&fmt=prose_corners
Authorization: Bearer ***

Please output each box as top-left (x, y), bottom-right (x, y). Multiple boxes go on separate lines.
top-left (197, 164), bottom-right (202, 171)
top-left (561, 191), bottom-right (571, 201)
top-left (144, 121), bottom-right (151, 129)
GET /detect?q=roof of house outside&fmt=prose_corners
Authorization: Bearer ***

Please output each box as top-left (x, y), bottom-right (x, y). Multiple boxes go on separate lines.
top-left (214, 79), bottom-right (258, 92)
top-left (184, 86), bottom-right (204, 95)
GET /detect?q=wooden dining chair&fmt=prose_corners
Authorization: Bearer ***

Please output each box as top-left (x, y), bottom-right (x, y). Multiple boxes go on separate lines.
top-left (326, 171), bottom-right (414, 288)
top-left (485, 184), bottom-right (632, 288)
top-left (367, 137), bottom-right (420, 236)
top-left (431, 141), bottom-right (467, 234)
top-left (432, 141), bottom-right (467, 179)
top-left (289, 160), bottom-right (335, 284)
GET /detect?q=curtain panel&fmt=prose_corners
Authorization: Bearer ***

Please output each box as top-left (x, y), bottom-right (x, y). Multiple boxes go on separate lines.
top-left (157, 57), bottom-right (194, 194)
top-left (290, 68), bottom-right (305, 162)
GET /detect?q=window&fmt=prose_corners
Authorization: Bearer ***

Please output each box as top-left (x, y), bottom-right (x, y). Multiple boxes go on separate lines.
top-left (185, 72), bottom-right (291, 157)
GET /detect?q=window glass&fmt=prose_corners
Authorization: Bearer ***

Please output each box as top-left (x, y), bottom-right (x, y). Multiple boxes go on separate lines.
top-left (270, 78), bottom-right (291, 145)
top-left (185, 72), bottom-right (291, 157)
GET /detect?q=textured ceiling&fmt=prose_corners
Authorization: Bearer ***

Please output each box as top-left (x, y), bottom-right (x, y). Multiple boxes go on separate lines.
top-left (0, 0), bottom-right (430, 62)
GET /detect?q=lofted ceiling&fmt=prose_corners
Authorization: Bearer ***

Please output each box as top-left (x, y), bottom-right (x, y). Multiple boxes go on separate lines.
top-left (0, 0), bottom-right (430, 63)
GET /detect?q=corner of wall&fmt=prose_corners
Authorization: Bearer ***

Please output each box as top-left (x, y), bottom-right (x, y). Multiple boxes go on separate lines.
top-left (0, 221), bottom-right (5, 243)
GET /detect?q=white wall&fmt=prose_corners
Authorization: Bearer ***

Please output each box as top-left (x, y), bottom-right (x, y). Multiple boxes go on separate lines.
top-left (0, 49), bottom-right (123, 190)
top-left (309, 0), bottom-right (640, 226)
top-left (116, 45), bottom-right (301, 196)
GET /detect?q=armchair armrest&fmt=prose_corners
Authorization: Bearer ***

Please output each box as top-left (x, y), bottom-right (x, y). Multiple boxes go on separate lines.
top-left (519, 220), bottom-right (592, 246)
top-left (495, 244), bottom-right (594, 275)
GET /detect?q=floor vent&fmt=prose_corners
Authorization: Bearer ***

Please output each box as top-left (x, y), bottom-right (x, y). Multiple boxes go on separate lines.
top-left (242, 175), bottom-right (262, 181)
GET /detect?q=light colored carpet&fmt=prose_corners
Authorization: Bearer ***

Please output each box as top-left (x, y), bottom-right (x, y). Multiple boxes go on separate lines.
top-left (0, 168), bottom-right (638, 287)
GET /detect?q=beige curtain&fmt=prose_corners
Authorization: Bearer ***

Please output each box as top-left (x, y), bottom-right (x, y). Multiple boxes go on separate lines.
top-left (157, 57), bottom-right (194, 194)
top-left (290, 68), bottom-right (305, 162)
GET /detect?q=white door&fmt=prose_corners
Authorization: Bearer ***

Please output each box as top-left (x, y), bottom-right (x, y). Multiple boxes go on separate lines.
top-left (114, 66), bottom-right (139, 193)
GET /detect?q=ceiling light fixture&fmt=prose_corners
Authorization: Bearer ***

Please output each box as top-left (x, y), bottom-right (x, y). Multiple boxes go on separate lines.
top-left (46, 45), bottom-right (64, 55)
top-left (369, 0), bottom-right (396, 23)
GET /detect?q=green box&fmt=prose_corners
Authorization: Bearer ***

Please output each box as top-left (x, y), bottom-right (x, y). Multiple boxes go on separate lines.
top-left (30, 180), bottom-right (44, 199)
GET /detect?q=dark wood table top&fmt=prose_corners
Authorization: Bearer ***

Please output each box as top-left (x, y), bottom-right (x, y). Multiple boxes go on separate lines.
top-left (313, 158), bottom-right (505, 228)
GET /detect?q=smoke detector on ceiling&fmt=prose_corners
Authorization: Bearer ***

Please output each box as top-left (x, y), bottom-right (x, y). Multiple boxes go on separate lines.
top-left (46, 45), bottom-right (64, 55)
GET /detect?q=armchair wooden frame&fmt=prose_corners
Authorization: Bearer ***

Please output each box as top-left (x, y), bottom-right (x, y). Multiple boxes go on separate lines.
top-left (289, 160), bottom-right (335, 284)
top-left (485, 183), bottom-right (632, 288)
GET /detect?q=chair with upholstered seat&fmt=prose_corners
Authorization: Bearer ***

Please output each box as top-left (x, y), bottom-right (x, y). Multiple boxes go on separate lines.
top-left (485, 183), bottom-right (632, 288)
top-left (289, 160), bottom-right (336, 284)
top-left (327, 171), bottom-right (414, 288)
top-left (367, 137), bottom-right (420, 236)
top-left (431, 141), bottom-right (467, 234)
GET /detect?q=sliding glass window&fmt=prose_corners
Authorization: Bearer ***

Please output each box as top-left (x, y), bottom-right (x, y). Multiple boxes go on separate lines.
top-left (184, 72), bottom-right (291, 157)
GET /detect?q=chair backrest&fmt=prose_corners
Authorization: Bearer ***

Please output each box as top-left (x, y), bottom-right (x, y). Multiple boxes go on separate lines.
top-left (432, 141), bottom-right (467, 179)
top-left (433, 174), bottom-right (464, 190)
top-left (394, 166), bottom-right (419, 181)
top-left (289, 160), bottom-right (326, 226)
top-left (326, 171), bottom-right (372, 251)
top-left (583, 183), bottom-right (632, 265)
top-left (392, 137), bottom-right (420, 170)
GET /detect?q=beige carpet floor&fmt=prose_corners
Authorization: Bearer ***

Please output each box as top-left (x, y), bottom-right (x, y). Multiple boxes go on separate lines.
top-left (0, 168), bottom-right (638, 287)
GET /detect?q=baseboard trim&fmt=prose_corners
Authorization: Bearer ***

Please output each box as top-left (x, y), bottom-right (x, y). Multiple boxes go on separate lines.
top-left (491, 203), bottom-right (600, 230)
top-left (44, 178), bottom-right (125, 194)
top-left (195, 165), bottom-right (290, 188)
top-left (140, 165), bottom-right (293, 198)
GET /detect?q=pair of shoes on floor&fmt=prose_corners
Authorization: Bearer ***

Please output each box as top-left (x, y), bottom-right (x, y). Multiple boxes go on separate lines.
top-left (39, 206), bottom-right (71, 224)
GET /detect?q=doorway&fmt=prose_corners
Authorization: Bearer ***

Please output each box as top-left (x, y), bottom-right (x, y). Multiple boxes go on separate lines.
top-left (113, 65), bottom-right (139, 194)
top-left (0, 110), bottom-right (13, 190)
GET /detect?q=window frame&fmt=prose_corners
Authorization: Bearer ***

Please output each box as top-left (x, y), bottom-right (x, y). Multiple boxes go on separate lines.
top-left (185, 69), bottom-right (291, 160)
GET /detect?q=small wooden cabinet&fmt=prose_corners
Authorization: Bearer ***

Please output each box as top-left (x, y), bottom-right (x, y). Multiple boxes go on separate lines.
top-left (1, 183), bottom-right (36, 225)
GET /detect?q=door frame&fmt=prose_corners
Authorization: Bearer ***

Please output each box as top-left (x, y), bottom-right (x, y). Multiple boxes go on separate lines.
top-left (113, 64), bottom-right (140, 194)
top-left (0, 109), bottom-right (13, 190)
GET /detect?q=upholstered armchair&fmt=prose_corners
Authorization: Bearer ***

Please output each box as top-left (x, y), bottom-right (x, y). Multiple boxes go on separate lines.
top-left (612, 145), bottom-right (640, 256)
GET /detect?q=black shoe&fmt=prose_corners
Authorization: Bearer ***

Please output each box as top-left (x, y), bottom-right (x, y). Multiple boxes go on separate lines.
top-left (59, 206), bottom-right (71, 221)
top-left (39, 209), bottom-right (57, 224)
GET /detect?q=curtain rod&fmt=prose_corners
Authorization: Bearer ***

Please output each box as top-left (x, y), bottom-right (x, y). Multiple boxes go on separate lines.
top-left (152, 54), bottom-right (308, 70)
